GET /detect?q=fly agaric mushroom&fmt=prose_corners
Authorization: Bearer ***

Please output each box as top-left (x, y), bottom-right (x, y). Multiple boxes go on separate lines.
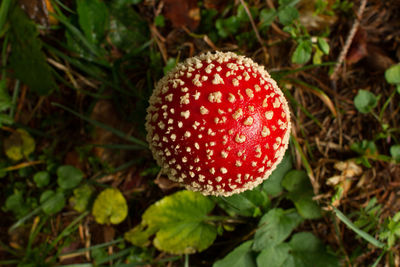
top-left (145, 51), bottom-right (291, 196)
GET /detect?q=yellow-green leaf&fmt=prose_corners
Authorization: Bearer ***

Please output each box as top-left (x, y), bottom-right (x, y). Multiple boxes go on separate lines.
top-left (125, 190), bottom-right (217, 254)
top-left (3, 129), bottom-right (35, 161)
top-left (92, 188), bottom-right (127, 225)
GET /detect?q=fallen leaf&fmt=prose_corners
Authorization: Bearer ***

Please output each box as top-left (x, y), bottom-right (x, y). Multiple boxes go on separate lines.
top-left (163, 0), bottom-right (200, 30)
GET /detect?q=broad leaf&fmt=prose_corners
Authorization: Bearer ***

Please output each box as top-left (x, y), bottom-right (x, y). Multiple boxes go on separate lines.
top-left (385, 63), bottom-right (400, 84)
top-left (69, 184), bottom-right (94, 212)
top-left (3, 129), bottom-right (35, 161)
top-left (76, 0), bottom-right (109, 45)
top-left (252, 208), bottom-right (302, 251)
top-left (292, 39), bottom-right (312, 64)
top-left (33, 171), bottom-right (50, 188)
top-left (57, 165), bottom-right (84, 190)
top-left (282, 170), bottom-right (322, 219)
top-left (216, 187), bottom-right (269, 217)
top-left (257, 232), bottom-right (339, 267)
top-left (8, 7), bottom-right (56, 95)
top-left (354, 89), bottom-right (378, 114)
top-left (213, 241), bottom-right (256, 267)
top-left (92, 188), bottom-right (128, 224)
top-left (125, 190), bottom-right (217, 254)
top-left (256, 243), bottom-right (291, 267)
top-left (40, 190), bottom-right (66, 215)
top-left (262, 151), bottom-right (293, 196)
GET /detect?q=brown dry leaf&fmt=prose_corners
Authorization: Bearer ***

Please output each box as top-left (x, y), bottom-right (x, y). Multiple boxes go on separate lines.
top-left (163, 0), bottom-right (200, 30)
top-left (347, 28), bottom-right (368, 65)
top-left (327, 160), bottom-right (363, 206)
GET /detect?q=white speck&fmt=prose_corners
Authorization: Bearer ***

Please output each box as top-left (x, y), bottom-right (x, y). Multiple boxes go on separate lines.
top-left (245, 88), bottom-right (254, 98)
top-left (235, 134), bottom-right (246, 143)
top-left (228, 93), bottom-right (236, 103)
top-left (168, 118), bottom-right (173, 124)
top-left (189, 171), bottom-right (195, 177)
top-left (180, 93), bottom-right (190, 104)
top-left (199, 175), bottom-right (206, 182)
top-left (181, 87), bottom-right (189, 92)
top-left (235, 160), bottom-right (242, 167)
top-left (182, 156), bottom-right (188, 163)
top-left (215, 176), bottom-right (223, 182)
top-left (232, 108), bottom-right (243, 120)
top-left (251, 161), bottom-right (257, 167)
top-left (208, 91), bottom-right (222, 103)
top-left (263, 97), bottom-right (268, 107)
top-left (232, 79), bottom-right (239, 86)
top-left (254, 84), bottom-right (261, 92)
top-left (158, 121), bottom-right (165, 129)
top-left (221, 151), bottom-right (228, 158)
top-left (273, 98), bottom-right (281, 108)
top-left (193, 91), bottom-right (201, 100)
top-left (265, 111), bottom-right (273, 120)
top-left (220, 168), bottom-right (228, 174)
top-left (200, 106), bottom-right (209, 115)
top-left (181, 110), bottom-right (190, 119)
top-left (216, 66), bottom-right (222, 71)
top-left (210, 168), bottom-right (215, 174)
top-left (261, 126), bottom-right (270, 137)
top-left (258, 166), bottom-right (265, 173)
top-left (243, 116), bottom-right (254, 126)
top-left (170, 134), bottom-right (176, 141)
top-left (195, 143), bottom-right (200, 149)
top-left (202, 76), bottom-right (208, 81)
top-left (186, 147), bottom-right (191, 152)
top-left (178, 121), bottom-right (183, 128)
top-left (184, 131), bottom-right (191, 138)
top-left (165, 94), bottom-right (173, 102)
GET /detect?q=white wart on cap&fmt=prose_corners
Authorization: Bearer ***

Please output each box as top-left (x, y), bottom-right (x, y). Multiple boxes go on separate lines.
top-left (145, 51), bottom-right (291, 197)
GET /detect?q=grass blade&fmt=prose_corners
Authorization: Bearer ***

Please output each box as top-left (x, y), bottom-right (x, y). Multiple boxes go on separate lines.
top-left (52, 102), bottom-right (148, 149)
top-left (0, 0), bottom-right (12, 35)
top-left (332, 206), bottom-right (385, 248)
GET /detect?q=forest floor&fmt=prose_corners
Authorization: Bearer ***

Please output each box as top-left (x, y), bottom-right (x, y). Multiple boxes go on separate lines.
top-left (0, 0), bottom-right (400, 266)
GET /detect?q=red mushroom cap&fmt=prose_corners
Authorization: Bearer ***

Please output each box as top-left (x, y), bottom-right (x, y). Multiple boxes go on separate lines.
top-left (145, 51), bottom-right (291, 196)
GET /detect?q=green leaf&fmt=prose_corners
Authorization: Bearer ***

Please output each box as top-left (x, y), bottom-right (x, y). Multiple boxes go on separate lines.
top-left (286, 232), bottom-right (340, 267)
top-left (154, 15), bottom-right (165, 27)
top-left (76, 0), bottom-right (109, 45)
top-left (252, 208), bottom-right (302, 251)
top-left (292, 39), bottom-right (312, 64)
top-left (92, 188), bottom-right (128, 224)
top-left (8, 7), bottom-right (56, 95)
top-left (215, 16), bottom-right (241, 39)
top-left (3, 129), bottom-right (35, 161)
top-left (213, 241), bottom-right (256, 267)
top-left (354, 89), bottom-right (378, 114)
top-left (263, 151), bottom-right (293, 196)
top-left (259, 8), bottom-right (277, 30)
top-left (69, 184), bottom-right (95, 212)
top-left (57, 165), bottom-right (84, 190)
top-left (40, 190), bottom-right (66, 215)
top-left (125, 190), bottom-right (217, 254)
top-left (256, 243), bottom-right (291, 267)
top-left (390, 145), bottom-right (400, 162)
top-left (4, 190), bottom-right (30, 218)
top-left (108, 3), bottom-right (149, 53)
top-left (33, 171), bottom-right (50, 188)
top-left (216, 188), bottom-right (269, 217)
top-left (278, 5), bottom-right (299, 26)
top-left (317, 37), bottom-right (330, 55)
top-left (385, 63), bottom-right (400, 84)
top-left (282, 170), bottom-right (322, 219)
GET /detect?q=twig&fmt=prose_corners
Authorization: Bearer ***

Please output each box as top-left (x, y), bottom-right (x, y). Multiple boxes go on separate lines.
top-left (330, 0), bottom-right (367, 81)
top-left (238, 0), bottom-right (269, 62)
